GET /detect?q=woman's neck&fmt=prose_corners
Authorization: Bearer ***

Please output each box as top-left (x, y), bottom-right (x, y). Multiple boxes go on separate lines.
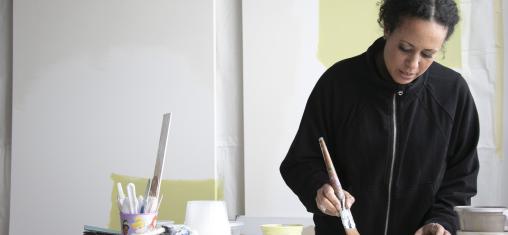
top-left (375, 49), bottom-right (393, 82)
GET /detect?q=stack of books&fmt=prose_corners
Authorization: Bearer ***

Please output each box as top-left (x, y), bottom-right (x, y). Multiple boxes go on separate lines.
top-left (83, 225), bottom-right (167, 235)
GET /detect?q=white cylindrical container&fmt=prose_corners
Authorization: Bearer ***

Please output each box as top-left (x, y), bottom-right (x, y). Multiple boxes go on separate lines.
top-left (229, 221), bottom-right (244, 235)
top-left (184, 200), bottom-right (232, 235)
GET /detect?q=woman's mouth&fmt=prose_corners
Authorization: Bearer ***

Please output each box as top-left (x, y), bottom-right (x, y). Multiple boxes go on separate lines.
top-left (399, 70), bottom-right (415, 80)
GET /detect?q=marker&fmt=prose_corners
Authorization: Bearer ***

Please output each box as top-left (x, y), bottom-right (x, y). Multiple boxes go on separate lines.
top-left (127, 183), bottom-right (138, 214)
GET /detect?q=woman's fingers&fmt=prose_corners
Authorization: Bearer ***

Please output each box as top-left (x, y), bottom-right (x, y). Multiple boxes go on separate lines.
top-left (322, 184), bottom-right (342, 212)
top-left (344, 191), bottom-right (355, 209)
top-left (315, 184), bottom-right (356, 216)
top-left (413, 223), bottom-right (450, 235)
top-left (316, 184), bottom-right (340, 216)
top-left (430, 223), bottom-right (449, 235)
top-left (320, 198), bottom-right (338, 216)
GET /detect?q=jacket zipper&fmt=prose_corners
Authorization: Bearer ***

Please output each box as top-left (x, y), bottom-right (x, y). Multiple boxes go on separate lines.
top-left (384, 91), bottom-right (401, 235)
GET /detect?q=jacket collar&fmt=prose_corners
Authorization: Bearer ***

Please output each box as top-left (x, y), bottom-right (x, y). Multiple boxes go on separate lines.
top-left (365, 37), bottom-right (427, 99)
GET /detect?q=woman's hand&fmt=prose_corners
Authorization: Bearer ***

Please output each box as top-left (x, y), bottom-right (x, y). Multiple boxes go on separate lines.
top-left (315, 183), bottom-right (355, 217)
top-left (414, 223), bottom-right (451, 235)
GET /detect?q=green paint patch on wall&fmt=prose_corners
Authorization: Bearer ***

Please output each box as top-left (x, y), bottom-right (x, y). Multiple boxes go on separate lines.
top-left (318, 0), bottom-right (461, 68)
top-left (433, 0), bottom-right (462, 68)
top-left (108, 173), bottom-right (222, 230)
top-left (437, 22), bottom-right (461, 68)
top-left (318, 0), bottom-right (381, 67)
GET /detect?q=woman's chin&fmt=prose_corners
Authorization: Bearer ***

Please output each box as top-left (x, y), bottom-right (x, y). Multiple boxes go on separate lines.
top-left (393, 75), bottom-right (416, 85)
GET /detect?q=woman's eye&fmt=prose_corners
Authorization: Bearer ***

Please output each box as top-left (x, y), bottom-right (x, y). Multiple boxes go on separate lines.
top-left (421, 52), bottom-right (433, 59)
top-left (398, 45), bottom-right (411, 52)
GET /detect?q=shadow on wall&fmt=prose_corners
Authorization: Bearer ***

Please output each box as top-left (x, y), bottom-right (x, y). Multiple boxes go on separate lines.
top-left (108, 173), bottom-right (222, 230)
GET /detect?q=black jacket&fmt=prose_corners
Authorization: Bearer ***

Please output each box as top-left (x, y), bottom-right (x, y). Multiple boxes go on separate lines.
top-left (280, 38), bottom-right (479, 235)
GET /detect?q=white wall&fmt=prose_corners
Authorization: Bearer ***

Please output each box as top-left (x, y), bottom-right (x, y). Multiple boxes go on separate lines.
top-left (463, 0), bottom-right (506, 207)
top-left (243, 0), bottom-right (323, 217)
top-left (11, 1), bottom-right (217, 234)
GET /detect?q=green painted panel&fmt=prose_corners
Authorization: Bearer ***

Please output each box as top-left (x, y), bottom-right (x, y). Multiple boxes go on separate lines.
top-left (435, 0), bottom-right (461, 68)
top-left (318, 0), bottom-right (381, 67)
top-left (108, 173), bottom-right (222, 230)
top-left (318, 0), bottom-right (461, 68)
top-left (494, 0), bottom-right (504, 156)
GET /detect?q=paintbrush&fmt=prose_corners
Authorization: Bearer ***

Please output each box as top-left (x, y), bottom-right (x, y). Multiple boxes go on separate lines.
top-left (319, 137), bottom-right (360, 235)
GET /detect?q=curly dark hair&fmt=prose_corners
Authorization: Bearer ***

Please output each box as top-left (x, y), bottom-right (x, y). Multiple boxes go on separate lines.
top-left (378, 0), bottom-right (459, 40)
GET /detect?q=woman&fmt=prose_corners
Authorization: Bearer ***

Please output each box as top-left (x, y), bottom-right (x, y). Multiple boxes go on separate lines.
top-left (280, 0), bottom-right (479, 234)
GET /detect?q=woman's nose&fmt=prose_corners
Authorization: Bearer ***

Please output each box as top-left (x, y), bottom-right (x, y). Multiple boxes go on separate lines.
top-left (405, 54), bottom-right (419, 70)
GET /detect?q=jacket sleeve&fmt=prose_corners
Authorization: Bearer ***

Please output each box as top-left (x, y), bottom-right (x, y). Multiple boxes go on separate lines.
top-left (279, 72), bottom-right (337, 214)
top-left (423, 80), bottom-right (480, 233)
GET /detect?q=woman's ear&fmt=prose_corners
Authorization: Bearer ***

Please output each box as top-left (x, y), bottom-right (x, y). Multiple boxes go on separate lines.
top-left (383, 29), bottom-right (390, 39)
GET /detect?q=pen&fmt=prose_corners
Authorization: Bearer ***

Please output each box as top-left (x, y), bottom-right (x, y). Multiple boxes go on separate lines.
top-left (117, 183), bottom-right (129, 213)
top-left (127, 183), bottom-right (138, 214)
top-left (117, 183), bottom-right (126, 200)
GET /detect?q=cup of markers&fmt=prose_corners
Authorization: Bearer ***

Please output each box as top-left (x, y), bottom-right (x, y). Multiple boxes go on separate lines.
top-left (118, 182), bottom-right (162, 235)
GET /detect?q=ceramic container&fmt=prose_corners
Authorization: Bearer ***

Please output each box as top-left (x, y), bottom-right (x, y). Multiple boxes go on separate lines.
top-left (261, 224), bottom-right (304, 235)
top-left (184, 200), bottom-right (232, 235)
top-left (455, 206), bottom-right (508, 232)
top-left (119, 212), bottom-right (158, 235)
top-left (230, 221), bottom-right (244, 235)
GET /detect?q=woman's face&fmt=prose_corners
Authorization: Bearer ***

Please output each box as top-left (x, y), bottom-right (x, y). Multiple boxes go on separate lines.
top-left (383, 17), bottom-right (448, 85)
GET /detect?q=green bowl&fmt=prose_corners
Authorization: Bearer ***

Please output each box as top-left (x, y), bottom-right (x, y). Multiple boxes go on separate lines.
top-left (261, 224), bottom-right (304, 235)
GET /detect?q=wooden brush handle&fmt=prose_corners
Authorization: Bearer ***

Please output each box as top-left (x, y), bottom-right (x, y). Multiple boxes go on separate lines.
top-left (345, 228), bottom-right (360, 235)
